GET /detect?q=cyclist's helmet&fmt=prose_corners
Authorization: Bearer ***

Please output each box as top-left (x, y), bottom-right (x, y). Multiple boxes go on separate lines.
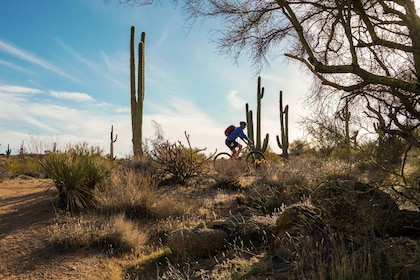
top-left (240, 121), bottom-right (247, 126)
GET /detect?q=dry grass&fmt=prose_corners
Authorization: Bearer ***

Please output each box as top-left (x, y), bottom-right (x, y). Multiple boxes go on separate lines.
top-left (95, 167), bottom-right (157, 216)
top-left (4, 145), bottom-right (419, 279)
top-left (49, 214), bottom-right (148, 255)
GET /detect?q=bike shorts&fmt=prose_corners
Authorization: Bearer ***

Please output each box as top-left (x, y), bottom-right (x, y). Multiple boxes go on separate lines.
top-left (225, 140), bottom-right (239, 150)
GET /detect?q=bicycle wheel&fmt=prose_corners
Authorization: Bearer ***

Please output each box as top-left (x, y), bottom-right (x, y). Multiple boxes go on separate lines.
top-left (213, 152), bottom-right (232, 173)
top-left (245, 151), bottom-right (266, 172)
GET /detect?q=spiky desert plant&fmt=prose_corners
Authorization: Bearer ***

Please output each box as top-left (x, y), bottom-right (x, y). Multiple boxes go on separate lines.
top-left (40, 149), bottom-right (110, 212)
top-left (150, 131), bottom-right (213, 184)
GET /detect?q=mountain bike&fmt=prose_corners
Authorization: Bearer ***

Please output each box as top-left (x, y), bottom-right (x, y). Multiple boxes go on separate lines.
top-left (213, 143), bottom-right (266, 173)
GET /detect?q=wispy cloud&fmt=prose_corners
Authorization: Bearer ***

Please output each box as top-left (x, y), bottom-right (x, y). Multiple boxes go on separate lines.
top-left (55, 38), bottom-right (128, 90)
top-left (49, 90), bottom-right (94, 102)
top-left (0, 39), bottom-right (77, 81)
top-left (0, 85), bottom-right (43, 94)
top-left (0, 59), bottom-right (34, 75)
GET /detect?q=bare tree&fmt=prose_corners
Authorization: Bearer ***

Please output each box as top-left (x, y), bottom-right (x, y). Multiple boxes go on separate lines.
top-left (121, 0), bottom-right (420, 147)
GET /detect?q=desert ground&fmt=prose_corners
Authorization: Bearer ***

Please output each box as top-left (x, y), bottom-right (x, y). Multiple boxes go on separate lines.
top-left (0, 177), bottom-right (117, 280)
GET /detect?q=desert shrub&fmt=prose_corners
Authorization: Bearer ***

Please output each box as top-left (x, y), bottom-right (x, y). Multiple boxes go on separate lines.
top-left (94, 166), bottom-right (157, 218)
top-left (0, 166), bottom-right (8, 182)
top-left (40, 148), bottom-right (110, 212)
top-left (49, 214), bottom-right (148, 255)
top-left (375, 134), bottom-right (407, 166)
top-left (0, 155), bottom-right (43, 177)
top-left (122, 155), bottom-right (157, 176)
top-left (212, 159), bottom-right (245, 190)
top-left (150, 133), bottom-right (212, 184)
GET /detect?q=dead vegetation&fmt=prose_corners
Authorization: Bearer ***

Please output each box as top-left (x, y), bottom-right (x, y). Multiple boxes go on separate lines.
top-left (0, 141), bottom-right (419, 279)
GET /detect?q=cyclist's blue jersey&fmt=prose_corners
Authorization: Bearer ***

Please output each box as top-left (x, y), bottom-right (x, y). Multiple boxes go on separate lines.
top-left (226, 127), bottom-right (250, 142)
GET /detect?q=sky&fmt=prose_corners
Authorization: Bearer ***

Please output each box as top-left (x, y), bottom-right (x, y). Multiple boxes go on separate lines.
top-left (0, 0), bottom-right (391, 157)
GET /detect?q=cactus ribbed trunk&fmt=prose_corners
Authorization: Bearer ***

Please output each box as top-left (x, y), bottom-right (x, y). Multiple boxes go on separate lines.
top-left (276, 91), bottom-right (289, 159)
top-left (130, 26), bottom-right (145, 159)
top-left (256, 77), bottom-right (262, 150)
top-left (246, 76), bottom-right (269, 153)
top-left (110, 125), bottom-right (118, 160)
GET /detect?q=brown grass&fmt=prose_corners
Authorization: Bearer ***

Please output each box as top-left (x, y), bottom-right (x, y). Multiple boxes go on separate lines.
top-left (1, 146), bottom-right (419, 279)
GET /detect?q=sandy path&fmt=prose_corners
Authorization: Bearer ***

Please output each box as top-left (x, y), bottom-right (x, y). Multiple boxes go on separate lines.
top-left (0, 178), bottom-right (116, 280)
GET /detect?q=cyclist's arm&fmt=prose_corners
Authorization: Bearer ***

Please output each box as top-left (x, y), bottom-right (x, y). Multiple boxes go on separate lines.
top-left (239, 131), bottom-right (252, 144)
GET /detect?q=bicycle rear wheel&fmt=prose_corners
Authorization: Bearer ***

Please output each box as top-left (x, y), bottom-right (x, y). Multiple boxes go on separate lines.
top-left (213, 152), bottom-right (232, 173)
top-left (246, 151), bottom-right (266, 172)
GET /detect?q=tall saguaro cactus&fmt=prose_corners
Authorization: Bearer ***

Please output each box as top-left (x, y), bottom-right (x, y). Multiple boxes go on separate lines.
top-left (246, 76), bottom-right (269, 153)
top-left (110, 125), bottom-right (118, 160)
top-left (276, 91), bottom-right (289, 159)
top-left (130, 26), bottom-right (145, 159)
top-left (337, 99), bottom-right (358, 148)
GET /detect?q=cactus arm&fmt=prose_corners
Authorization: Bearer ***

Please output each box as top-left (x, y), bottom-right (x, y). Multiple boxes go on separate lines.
top-left (110, 125), bottom-right (118, 160)
top-left (337, 100), bottom-right (351, 146)
top-left (283, 105), bottom-right (289, 153)
top-left (277, 91), bottom-right (289, 159)
top-left (262, 133), bottom-right (269, 153)
top-left (246, 103), bottom-right (254, 142)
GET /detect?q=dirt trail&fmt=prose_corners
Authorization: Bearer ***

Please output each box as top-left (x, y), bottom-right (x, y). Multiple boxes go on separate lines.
top-left (0, 178), bottom-right (112, 280)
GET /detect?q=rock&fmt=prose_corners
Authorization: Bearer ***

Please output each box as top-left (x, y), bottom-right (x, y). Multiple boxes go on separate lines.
top-left (311, 180), bottom-right (401, 236)
top-left (18, 174), bottom-right (34, 180)
top-left (272, 204), bottom-right (331, 261)
top-left (208, 214), bottom-right (277, 245)
top-left (167, 225), bottom-right (228, 258)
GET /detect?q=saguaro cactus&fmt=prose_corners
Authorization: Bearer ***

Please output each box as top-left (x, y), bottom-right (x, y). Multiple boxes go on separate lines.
top-left (110, 125), bottom-right (118, 160)
top-left (130, 26), bottom-right (145, 159)
top-left (246, 76), bottom-right (269, 153)
top-left (337, 99), bottom-right (358, 147)
top-left (276, 91), bottom-right (289, 159)
top-left (6, 144), bottom-right (11, 158)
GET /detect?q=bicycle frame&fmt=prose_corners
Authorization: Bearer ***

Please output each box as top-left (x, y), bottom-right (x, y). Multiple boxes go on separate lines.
top-left (213, 142), bottom-right (265, 173)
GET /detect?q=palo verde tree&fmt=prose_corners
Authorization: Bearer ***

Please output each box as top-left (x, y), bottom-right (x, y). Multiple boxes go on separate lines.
top-left (121, 0), bottom-right (420, 148)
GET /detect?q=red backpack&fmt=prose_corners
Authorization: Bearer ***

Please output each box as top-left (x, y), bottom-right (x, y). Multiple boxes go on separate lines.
top-left (224, 125), bottom-right (235, 136)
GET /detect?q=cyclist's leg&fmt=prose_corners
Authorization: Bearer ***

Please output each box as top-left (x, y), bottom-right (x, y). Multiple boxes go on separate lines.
top-left (225, 140), bottom-right (239, 159)
top-left (236, 143), bottom-right (243, 158)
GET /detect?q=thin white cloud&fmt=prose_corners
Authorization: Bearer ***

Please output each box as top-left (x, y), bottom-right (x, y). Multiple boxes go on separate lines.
top-left (0, 85), bottom-right (43, 94)
top-left (55, 38), bottom-right (128, 89)
top-left (0, 59), bottom-right (34, 75)
top-left (0, 39), bottom-right (77, 81)
top-left (49, 90), bottom-right (94, 102)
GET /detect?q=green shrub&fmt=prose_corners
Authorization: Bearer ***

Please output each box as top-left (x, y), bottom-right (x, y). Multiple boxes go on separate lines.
top-left (40, 149), bottom-right (110, 212)
top-left (0, 155), bottom-right (43, 177)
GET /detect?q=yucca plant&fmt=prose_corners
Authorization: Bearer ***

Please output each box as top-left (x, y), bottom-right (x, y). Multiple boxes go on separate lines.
top-left (40, 150), bottom-right (110, 212)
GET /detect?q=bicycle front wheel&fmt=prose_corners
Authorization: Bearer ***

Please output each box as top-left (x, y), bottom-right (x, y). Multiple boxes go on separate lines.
top-left (246, 151), bottom-right (266, 172)
top-left (213, 152), bottom-right (232, 173)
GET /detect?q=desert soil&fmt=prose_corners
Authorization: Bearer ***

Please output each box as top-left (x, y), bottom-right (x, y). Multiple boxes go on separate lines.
top-left (0, 177), bottom-right (117, 280)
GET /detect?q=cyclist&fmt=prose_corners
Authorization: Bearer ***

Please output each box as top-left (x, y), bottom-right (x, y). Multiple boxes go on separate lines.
top-left (225, 121), bottom-right (253, 160)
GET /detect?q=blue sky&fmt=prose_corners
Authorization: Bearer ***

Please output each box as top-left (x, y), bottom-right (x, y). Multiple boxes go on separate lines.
top-left (0, 0), bottom-right (314, 157)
